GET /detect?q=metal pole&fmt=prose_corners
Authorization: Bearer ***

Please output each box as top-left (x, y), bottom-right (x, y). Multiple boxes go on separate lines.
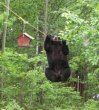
top-left (2, 0), bottom-right (10, 52)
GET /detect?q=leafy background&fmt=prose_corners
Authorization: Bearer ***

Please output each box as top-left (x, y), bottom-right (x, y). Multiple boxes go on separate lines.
top-left (0, 0), bottom-right (99, 110)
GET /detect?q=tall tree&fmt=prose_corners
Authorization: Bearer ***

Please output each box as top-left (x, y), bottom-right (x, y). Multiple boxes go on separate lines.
top-left (2, 0), bottom-right (10, 52)
top-left (44, 0), bottom-right (48, 37)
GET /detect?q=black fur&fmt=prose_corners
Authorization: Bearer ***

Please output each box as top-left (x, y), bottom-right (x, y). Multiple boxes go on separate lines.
top-left (44, 35), bottom-right (71, 82)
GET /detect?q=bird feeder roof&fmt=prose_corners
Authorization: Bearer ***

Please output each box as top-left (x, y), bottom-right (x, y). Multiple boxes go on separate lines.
top-left (17, 33), bottom-right (34, 40)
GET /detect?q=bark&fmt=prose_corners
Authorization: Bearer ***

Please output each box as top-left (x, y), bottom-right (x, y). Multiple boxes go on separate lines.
top-left (2, 0), bottom-right (10, 52)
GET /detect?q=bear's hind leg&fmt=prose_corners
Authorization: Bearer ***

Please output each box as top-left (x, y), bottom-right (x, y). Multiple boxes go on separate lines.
top-left (45, 68), bottom-right (61, 82)
top-left (61, 68), bottom-right (71, 82)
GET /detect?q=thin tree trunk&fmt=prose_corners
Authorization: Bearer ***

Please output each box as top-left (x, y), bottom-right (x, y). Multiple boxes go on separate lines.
top-left (44, 0), bottom-right (48, 38)
top-left (0, 32), bottom-right (3, 50)
top-left (36, 16), bottom-right (39, 54)
top-left (77, 76), bottom-right (80, 92)
top-left (2, 0), bottom-right (10, 52)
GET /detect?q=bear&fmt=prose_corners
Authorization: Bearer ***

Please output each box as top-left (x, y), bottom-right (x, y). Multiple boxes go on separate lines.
top-left (44, 35), bottom-right (71, 82)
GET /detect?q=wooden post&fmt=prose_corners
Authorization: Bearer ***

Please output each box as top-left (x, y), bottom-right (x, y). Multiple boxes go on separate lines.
top-left (2, 0), bottom-right (10, 52)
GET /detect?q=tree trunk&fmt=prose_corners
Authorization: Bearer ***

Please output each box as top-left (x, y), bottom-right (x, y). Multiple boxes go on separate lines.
top-left (0, 32), bottom-right (3, 50)
top-left (2, 0), bottom-right (10, 52)
top-left (44, 0), bottom-right (48, 38)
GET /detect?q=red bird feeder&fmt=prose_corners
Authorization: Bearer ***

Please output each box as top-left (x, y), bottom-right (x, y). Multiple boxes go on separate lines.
top-left (16, 33), bottom-right (34, 47)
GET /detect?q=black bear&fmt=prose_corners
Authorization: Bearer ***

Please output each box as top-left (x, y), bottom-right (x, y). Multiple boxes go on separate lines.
top-left (44, 35), bottom-right (71, 82)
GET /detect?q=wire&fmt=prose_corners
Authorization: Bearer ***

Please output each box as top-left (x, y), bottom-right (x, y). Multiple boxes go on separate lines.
top-left (0, 2), bottom-right (46, 36)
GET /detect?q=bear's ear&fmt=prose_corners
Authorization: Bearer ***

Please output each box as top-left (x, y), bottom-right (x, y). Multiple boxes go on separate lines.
top-left (46, 35), bottom-right (54, 40)
top-left (45, 35), bottom-right (51, 42)
top-left (46, 35), bottom-right (51, 38)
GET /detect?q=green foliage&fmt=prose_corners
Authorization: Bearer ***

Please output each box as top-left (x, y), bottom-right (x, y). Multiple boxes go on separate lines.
top-left (0, 0), bottom-right (99, 110)
top-left (1, 50), bottom-right (98, 110)
top-left (83, 99), bottom-right (99, 110)
top-left (1, 100), bottom-right (24, 110)
top-left (0, 50), bottom-right (82, 110)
